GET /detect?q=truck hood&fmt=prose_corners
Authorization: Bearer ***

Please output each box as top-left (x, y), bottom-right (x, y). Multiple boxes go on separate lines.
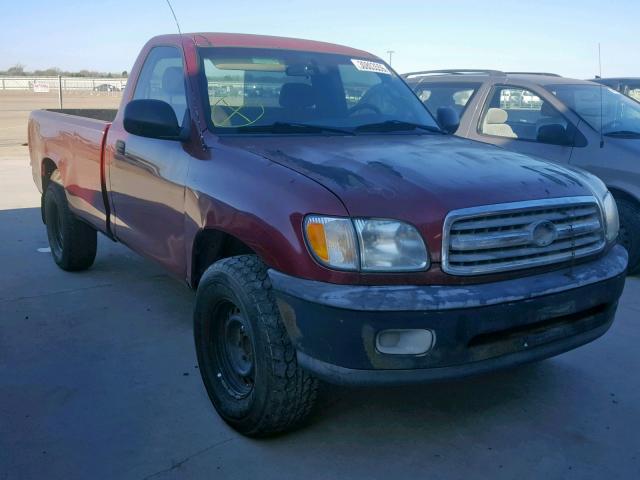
top-left (218, 134), bottom-right (595, 260)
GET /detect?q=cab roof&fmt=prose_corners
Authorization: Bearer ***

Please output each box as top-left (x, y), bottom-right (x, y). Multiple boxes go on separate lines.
top-left (150, 32), bottom-right (377, 59)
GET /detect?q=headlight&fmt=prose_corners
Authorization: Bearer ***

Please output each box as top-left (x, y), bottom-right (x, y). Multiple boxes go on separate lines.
top-left (304, 215), bottom-right (429, 271)
top-left (575, 170), bottom-right (619, 242)
top-left (354, 219), bottom-right (429, 271)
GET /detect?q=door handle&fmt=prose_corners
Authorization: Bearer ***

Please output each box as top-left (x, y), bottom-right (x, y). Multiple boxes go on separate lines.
top-left (115, 140), bottom-right (126, 156)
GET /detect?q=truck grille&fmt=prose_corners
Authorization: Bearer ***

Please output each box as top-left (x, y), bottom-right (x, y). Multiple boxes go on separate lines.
top-left (442, 196), bottom-right (605, 275)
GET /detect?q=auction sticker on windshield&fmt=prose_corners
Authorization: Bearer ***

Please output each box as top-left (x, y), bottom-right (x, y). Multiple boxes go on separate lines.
top-left (351, 59), bottom-right (391, 75)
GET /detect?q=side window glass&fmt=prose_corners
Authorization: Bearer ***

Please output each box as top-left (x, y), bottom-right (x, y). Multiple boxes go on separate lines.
top-left (133, 46), bottom-right (187, 126)
top-left (481, 86), bottom-right (568, 143)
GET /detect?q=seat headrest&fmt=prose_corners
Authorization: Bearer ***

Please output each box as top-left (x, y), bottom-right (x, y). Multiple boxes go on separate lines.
top-left (540, 102), bottom-right (557, 117)
top-left (279, 83), bottom-right (315, 109)
top-left (162, 66), bottom-right (185, 96)
top-left (485, 107), bottom-right (508, 124)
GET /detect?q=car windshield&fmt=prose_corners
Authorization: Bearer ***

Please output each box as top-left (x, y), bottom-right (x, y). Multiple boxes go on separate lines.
top-left (198, 47), bottom-right (440, 135)
top-left (547, 83), bottom-right (640, 137)
top-left (409, 81), bottom-right (481, 117)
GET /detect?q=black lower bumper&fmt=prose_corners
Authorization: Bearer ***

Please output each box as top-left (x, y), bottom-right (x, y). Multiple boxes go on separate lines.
top-left (269, 245), bottom-right (628, 386)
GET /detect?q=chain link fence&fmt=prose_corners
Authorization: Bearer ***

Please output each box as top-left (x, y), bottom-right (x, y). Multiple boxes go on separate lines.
top-left (0, 76), bottom-right (127, 92)
top-left (0, 76), bottom-right (127, 108)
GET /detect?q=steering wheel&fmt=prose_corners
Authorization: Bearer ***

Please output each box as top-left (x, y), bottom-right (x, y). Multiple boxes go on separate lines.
top-left (349, 103), bottom-right (382, 116)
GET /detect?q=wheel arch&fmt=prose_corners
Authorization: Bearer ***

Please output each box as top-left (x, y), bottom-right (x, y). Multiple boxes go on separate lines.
top-left (190, 228), bottom-right (257, 289)
top-left (608, 186), bottom-right (640, 208)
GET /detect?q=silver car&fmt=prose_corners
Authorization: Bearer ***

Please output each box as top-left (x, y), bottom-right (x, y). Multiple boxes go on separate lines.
top-left (403, 70), bottom-right (640, 273)
top-left (592, 77), bottom-right (640, 102)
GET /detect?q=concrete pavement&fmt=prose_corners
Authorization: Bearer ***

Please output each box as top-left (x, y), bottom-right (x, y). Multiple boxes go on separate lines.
top-left (1, 147), bottom-right (639, 479)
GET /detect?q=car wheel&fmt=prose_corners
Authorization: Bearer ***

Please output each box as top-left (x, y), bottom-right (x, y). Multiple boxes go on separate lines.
top-left (194, 255), bottom-right (318, 437)
top-left (616, 197), bottom-right (640, 275)
top-left (44, 179), bottom-right (97, 271)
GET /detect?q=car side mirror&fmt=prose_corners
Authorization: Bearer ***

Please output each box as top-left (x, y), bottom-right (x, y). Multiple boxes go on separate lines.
top-left (123, 99), bottom-right (184, 140)
top-left (436, 106), bottom-right (460, 134)
top-left (537, 124), bottom-right (573, 146)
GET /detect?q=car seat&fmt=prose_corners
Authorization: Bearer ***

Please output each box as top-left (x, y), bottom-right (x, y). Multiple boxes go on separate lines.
top-left (482, 108), bottom-right (517, 138)
top-left (279, 83), bottom-right (316, 120)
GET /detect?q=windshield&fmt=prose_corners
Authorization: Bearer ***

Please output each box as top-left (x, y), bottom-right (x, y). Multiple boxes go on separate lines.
top-left (198, 47), bottom-right (439, 134)
top-left (547, 83), bottom-right (640, 136)
top-left (410, 81), bottom-right (481, 117)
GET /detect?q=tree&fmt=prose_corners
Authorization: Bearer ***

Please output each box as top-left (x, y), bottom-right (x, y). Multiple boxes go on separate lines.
top-left (121, 70), bottom-right (128, 78)
top-left (6, 63), bottom-right (25, 76)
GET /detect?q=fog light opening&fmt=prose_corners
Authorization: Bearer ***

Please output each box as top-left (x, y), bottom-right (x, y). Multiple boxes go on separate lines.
top-left (375, 329), bottom-right (435, 355)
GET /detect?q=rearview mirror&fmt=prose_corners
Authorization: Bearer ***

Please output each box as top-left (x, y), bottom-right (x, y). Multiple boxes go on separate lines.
top-left (123, 99), bottom-right (184, 140)
top-left (436, 106), bottom-right (460, 134)
top-left (285, 64), bottom-right (317, 77)
top-left (537, 124), bottom-right (573, 146)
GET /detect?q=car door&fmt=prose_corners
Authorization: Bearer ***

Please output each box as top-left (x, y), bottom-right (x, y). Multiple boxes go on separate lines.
top-left (106, 45), bottom-right (190, 278)
top-left (467, 84), bottom-right (577, 164)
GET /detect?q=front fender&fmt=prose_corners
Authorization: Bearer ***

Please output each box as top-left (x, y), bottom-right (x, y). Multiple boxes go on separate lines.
top-left (184, 142), bottom-right (357, 285)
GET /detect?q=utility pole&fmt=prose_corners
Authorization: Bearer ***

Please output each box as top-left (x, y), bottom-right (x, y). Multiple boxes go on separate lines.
top-left (386, 50), bottom-right (395, 66)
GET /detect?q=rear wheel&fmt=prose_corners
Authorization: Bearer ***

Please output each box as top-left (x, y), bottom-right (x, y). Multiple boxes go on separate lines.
top-left (194, 255), bottom-right (318, 437)
top-left (616, 197), bottom-right (640, 275)
top-left (44, 179), bottom-right (97, 271)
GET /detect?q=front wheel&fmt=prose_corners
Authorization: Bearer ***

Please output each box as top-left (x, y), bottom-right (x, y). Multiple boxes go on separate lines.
top-left (194, 255), bottom-right (318, 437)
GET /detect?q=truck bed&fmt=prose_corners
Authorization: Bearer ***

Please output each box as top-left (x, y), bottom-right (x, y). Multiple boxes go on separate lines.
top-left (44, 109), bottom-right (118, 122)
top-left (28, 109), bottom-right (115, 235)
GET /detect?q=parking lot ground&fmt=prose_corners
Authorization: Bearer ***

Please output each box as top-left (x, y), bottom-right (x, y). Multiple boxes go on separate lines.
top-left (1, 101), bottom-right (639, 479)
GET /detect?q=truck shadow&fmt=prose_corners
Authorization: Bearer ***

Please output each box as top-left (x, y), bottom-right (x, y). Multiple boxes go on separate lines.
top-left (313, 360), bottom-right (559, 430)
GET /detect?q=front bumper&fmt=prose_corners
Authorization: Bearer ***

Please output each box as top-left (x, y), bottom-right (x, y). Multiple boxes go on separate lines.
top-left (269, 245), bottom-right (628, 386)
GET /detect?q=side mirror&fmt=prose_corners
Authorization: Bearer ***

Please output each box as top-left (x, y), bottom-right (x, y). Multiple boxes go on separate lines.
top-left (537, 124), bottom-right (573, 146)
top-left (123, 99), bottom-right (184, 140)
top-left (436, 106), bottom-right (460, 134)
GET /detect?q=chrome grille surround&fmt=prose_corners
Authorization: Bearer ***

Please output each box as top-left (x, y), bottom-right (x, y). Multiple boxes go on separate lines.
top-left (442, 196), bottom-right (606, 276)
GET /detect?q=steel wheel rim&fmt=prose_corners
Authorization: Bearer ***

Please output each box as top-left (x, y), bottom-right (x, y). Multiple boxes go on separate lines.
top-left (212, 300), bottom-right (255, 398)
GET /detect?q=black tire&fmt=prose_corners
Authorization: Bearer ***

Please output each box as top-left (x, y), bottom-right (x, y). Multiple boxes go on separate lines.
top-left (44, 181), bottom-right (97, 271)
top-left (616, 197), bottom-right (640, 275)
top-left (194, 255), bottom-right (318, 437)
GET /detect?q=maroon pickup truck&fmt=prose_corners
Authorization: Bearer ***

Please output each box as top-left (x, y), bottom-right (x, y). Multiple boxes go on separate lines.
top-left (29, 33), bottom-right (627, 436)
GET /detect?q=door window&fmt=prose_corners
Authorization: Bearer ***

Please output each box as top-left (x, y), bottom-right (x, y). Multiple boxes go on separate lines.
top-left (480, 86), bottom-right (568, 143)
top-left (133, 46), bottom-right (187, 126)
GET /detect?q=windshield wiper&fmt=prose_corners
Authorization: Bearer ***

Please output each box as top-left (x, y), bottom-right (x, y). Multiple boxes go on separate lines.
top-left (238, 122), bottom-right (354, 135)
top-left (355, 120), bottom-right (444, 134)
top-left (603, 130), bottom-right (640, 138)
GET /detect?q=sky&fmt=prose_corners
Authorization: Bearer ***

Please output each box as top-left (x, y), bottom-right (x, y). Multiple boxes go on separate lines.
top-left (0, 0), bottom-right (637, 78)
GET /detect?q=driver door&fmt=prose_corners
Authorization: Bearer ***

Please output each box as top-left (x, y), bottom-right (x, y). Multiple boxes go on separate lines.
top-left (106, 46), bottom-right (190, 278)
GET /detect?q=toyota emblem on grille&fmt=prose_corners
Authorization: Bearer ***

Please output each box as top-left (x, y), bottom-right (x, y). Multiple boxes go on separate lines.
top-left (529, 220), bottom-right (558, 247)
